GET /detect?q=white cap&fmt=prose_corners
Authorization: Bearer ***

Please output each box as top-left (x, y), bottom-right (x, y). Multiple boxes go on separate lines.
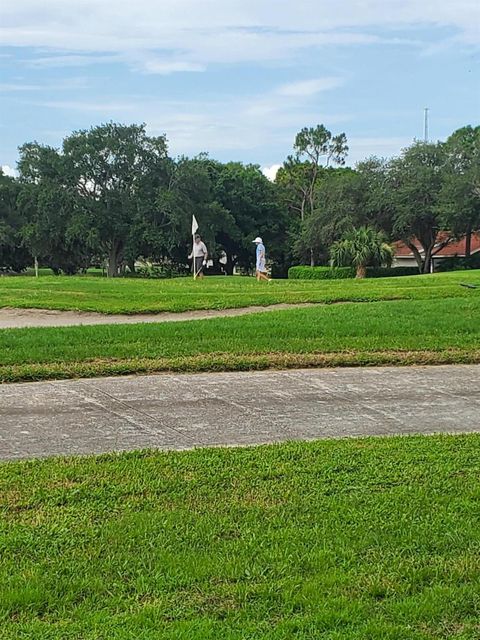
top-left (253, 237), bottom-right (263, 243)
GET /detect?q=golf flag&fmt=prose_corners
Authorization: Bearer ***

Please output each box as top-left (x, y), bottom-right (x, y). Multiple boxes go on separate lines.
top-left (192, 215), bottom-right (199, 235)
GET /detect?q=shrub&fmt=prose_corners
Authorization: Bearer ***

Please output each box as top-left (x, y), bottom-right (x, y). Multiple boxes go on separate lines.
top-left (288, 266), bottom-right (419, 280)
top-left (435, 254), bottom-right (480, 272)
top-left (366, 267), bottom-right (419, 278)
top-left (330, 226), bottom-right (393, 278)
top-left (288, 266), bottom-right (355, 280)
top-left (131, 263), bottom-right (189, 279)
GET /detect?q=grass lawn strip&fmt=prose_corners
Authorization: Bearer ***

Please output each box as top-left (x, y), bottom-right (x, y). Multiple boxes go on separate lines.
top-left (0, 296), bottom-right (479, 382)
top-left (2, 349), bottom-right (480, 384)
top-left (0, 270), bottom-right (479, 314)
top-left (1, 435), bottom-right (479, 639)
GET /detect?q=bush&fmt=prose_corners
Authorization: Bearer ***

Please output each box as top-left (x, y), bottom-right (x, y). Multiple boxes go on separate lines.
top-left (131, 263), bottom-right (189, 279)
top-left (288, 266), bottom-right (355, 280)
top-left (288, 266), bottom-right (419, 280)
top-left (435, 254), bottom-right (480, 272)
top-left (366, 266), bottom-right (419, 278)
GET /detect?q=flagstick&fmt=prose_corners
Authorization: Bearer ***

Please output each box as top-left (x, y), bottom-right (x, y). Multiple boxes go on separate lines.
top-left (192, 233), bottom-right (196, 280)
top-left (191, 214), bottom-right (199, 280)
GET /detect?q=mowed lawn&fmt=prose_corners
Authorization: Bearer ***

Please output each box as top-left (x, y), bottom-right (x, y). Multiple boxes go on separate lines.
top-left (1, 435), bottom-right (480, 639)
top-left (1, 294), bottom-right (480, 382)
top-left (0, 270), bottom-right (479, 313)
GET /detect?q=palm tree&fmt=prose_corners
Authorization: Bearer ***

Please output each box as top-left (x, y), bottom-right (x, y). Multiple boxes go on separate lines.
top-left (330, 226), bottom-right (393, 278)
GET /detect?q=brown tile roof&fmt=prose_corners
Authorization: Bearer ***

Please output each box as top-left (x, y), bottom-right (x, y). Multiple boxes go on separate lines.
top-left (394, 233), bottom-right (480, 258)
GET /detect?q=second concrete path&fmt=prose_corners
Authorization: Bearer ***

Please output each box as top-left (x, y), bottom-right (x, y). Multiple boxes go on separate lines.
top-left (1, 365), bottom-right (479, 460)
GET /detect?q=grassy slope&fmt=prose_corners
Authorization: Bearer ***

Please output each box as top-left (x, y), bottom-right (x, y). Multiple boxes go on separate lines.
top-left (0, 294), bottom-right (479, 382)
top-left (0, 270), bottom-right (479, 313)
top-left (1, 435), bottom-right (479, 639)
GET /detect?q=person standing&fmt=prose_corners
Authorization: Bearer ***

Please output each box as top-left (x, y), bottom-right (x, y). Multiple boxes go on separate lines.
top-left (253, 236), bottom-right (270, 282)
top-left (189, 234), bottom-right (208, 279)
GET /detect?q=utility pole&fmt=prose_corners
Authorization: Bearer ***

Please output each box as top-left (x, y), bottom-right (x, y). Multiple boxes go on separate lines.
top-left (424, 107), bottom-right (429, 142)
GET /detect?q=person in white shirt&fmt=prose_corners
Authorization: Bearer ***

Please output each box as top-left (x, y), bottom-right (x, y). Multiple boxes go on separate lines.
top-left (189, 234), bottom-right (208, 279)
top-left (253, 236), bottom-right (270, 282)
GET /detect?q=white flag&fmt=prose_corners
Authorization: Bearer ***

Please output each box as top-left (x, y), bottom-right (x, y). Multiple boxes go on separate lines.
top-left (192, 215), bottom-right (199, 235)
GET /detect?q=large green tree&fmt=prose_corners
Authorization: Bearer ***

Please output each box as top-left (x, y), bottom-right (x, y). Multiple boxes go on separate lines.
top-left (17, 143), bottom-right (90, 274)
top-left (387, 142), bottom-right (447, 273)
top-left (296, 168), bottom-right (362, 264)
top-left (212, 162), bottom-right (287, 274)
top-left (441, 126), bottom-right (480, 256)
top-left (63, 123), bottom-right (169, 276)
top-left (278, 125), bottom-right (348, 265)
top-left (0, 169), bottom-right (30, 272)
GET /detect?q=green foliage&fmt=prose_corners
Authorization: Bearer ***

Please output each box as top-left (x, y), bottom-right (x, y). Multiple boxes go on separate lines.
top-left (211, 161), bottom-right (288, 273)
top-left (365, 266), bottom-right (419, 278)
top-left (3, 122), bottom-right (480, 279)
top-left (387, 142), bottom-right (447, 273)
top-left (278, 124), bottom-right (349, 265)
top-left (0, 169), bottom-right (30, 272)
top-left (294, 168), bottom-right (361, 264)
top-left (17, 143), bottom-right (91, 274)
top-left (330, 226), bottom-right (393, 277)
top-left (132, 262), bottom-right (189, 279)
top-left (435, 252), bottom-right (480, 272)
top-left (294, 124), bottom-right (348, 168)
top-left (288, 266), bottom-right (418, 279)
top-left (62, 122), bottom-right (169, 277)
top-left (440, 126), bottom-right (480, 248)
top-left (288, 266), bottom-right (355, 279)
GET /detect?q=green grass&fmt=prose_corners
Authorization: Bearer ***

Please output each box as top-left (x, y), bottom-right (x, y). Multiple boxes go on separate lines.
top-left (1, 270), bottom-right (480, 314)
top-left (1, 435), bottom-right (479, 639)
top-left (1, 271), bottom-right (479, 382)
top-left (1, 294), bottom-right (480, 382)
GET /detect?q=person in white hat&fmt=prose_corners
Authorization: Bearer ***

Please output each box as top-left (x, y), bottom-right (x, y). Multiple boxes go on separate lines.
top-left (252, 237), bottom-right (270, 282)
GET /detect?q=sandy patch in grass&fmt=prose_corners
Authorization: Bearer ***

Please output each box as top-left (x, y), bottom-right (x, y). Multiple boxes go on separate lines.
top-left (0, 303), bottom-right (316, 329)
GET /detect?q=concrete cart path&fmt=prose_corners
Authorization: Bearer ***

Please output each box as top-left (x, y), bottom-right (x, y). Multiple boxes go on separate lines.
top-left (1, 365), bottom-right (479, 460)
top-left (0, 303), bottom-right (315, 329)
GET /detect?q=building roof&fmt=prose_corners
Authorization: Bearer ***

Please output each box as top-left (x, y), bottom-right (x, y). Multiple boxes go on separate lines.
top-left (394, 233), bottom-right (480, 259)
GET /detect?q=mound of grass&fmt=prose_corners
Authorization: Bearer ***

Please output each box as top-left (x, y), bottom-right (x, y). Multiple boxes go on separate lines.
top-left (1, 295), bottom-right (480, 382)
top-left (0, 270), bottom-right (479, 314)
top-left (1, 435), bottom-right (479, 639)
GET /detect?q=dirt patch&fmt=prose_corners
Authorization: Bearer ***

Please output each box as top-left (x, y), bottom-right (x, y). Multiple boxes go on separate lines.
top-left (0, 303), bottom-right (317, 329)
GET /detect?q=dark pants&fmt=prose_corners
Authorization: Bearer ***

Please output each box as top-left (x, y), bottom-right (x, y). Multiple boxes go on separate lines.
top-left (194, 257), bottom-right (205, 275)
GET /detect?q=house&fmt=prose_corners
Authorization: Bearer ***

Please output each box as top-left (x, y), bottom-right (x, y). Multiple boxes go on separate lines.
top-left (393, 233), bottom-right (480, 271)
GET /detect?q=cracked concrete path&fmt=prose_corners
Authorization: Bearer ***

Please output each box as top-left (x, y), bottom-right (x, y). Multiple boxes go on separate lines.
top-left (1, 365), bottom-right (479, 460)
top-left (0, 303), bottom-right (315, 329)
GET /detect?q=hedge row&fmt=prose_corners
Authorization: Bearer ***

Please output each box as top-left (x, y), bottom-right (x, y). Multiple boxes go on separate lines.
top-left (435, 253), bottom-right (480, 272)
top-left (288, 266), bottom-right (420, 280)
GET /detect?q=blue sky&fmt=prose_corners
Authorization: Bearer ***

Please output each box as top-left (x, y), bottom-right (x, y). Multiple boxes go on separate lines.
top-left (1, 0), bottom-right (479, 178)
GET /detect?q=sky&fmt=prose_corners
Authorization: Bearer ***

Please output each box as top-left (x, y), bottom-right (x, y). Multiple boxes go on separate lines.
top-left (1, 0), bottom-right (479, 178)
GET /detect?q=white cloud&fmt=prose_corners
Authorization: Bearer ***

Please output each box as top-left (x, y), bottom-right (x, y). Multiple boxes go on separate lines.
top-left (28, 54), bottom-right (120, 68)
top-left (0, 83), bottom-right (44, 91)
top-left (1, 165), bottom-right (17, 177)
top-left (348, 136), bottom-right (415, 164)
top-left (277, 77), bottom-right (343, 97)
top-left (262, 164), bottom-right (281, 181)
top-left (34, 99), bottom-right (137, 113)
top-left (28, 79), bottom-right (351, 159)
top-left (140, 59), bottom-right (206, 75)
top-left (0, 1), bottom-right (478, 73)
top-left (0, 78), bottom-right (88, 91)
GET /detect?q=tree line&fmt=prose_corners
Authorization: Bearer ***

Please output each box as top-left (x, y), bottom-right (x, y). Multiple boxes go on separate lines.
top-left (1, 122), bottom-right (478, 276)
